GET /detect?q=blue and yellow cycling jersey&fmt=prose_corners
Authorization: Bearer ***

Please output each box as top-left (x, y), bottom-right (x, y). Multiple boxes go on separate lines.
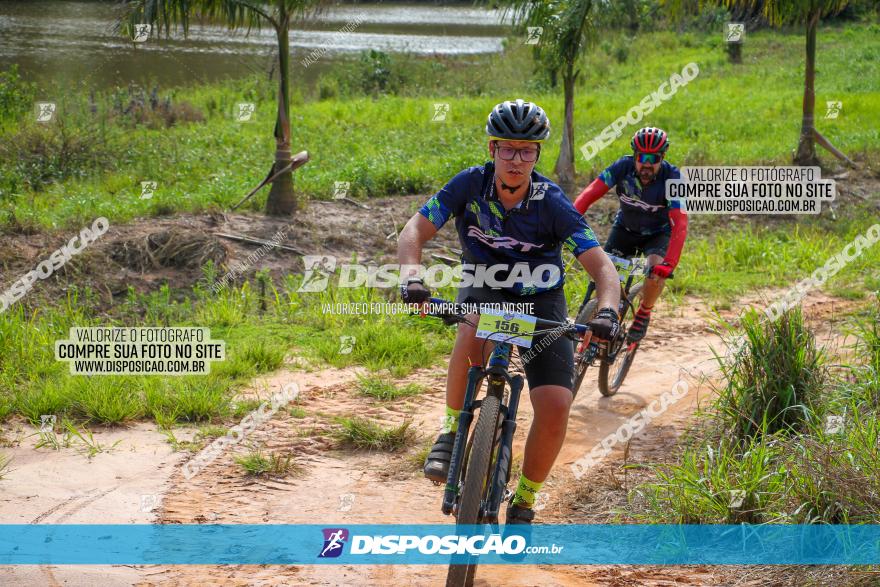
top-left (418, 162), bottom-right (600, 295)
top-left (599, 156), bottom-right (682, 236)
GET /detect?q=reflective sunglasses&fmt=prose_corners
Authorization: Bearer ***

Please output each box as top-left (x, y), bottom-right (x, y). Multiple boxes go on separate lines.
top-left (635, 152), bottom-right (662, 164)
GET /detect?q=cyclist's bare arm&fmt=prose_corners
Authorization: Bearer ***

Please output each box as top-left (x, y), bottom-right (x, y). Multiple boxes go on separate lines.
top-left (398, 213), bottom-right (439, 280)
top-left (577, 248), bottom-right (620, 310)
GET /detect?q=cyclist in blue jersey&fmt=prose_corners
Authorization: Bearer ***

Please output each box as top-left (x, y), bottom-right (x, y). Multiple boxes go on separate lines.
top-left (397, 100), bottom-right (621, 525)
top-left (574, 127), bottom-right (689, 342)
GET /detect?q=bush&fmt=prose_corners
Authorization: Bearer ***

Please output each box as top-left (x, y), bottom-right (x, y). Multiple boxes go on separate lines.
top-left (0, 65), bottom-right (36, 122)
top-left (635, 301), bottom-right (880, 525)
top-left (359, 49), bottom-right (394, 95)
top-left (716, 308), bottom-right (827, 441)
top-left (0, 119), bottom-right (110, 192)
top-left (110, 85), bottom-right (205, 128)
top-left (613, 40), bottom-right (631, 63)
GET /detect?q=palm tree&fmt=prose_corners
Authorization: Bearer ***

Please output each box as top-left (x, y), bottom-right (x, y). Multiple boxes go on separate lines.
top-left (122, 0), bottom-right (322, 215)
top-left (665, 0), bottom-right (853, 167)
top-left (495, 0), bottom-right (596, 193)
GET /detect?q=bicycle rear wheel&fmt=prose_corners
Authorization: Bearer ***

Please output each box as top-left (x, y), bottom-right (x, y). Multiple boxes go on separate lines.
top-left (446, 390), bottom-right (502, 587)
top-left (598, 282), bottom-right (643, 397)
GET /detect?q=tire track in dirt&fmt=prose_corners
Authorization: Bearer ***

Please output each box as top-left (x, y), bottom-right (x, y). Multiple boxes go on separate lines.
top-left (28, 488), bottom-right (119, 587)
top-left (145, 291), bottom-right (865, 585)
top-left (140, 296), bottom-right (724, 586)
top-left (13, 291), bottom-right (859, 586)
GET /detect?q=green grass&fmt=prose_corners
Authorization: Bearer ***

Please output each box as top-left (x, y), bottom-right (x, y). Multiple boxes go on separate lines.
top-left (235, 450), bottom-right (298, 478)
top-left (675, 225), bottom-right (822, 299)
top-left (1, 24), bottom-right (878, 231)
top-left (230, 398), bottom-right (263, 419)
top-left (714, 307), bottom-right (827, 441)
top-left (632, 302), bottom-right (880, 524)
top-left (332, 416), bottom-right (415, 451)
top-left (196, 424), bottom-right (227, 439)
top-left (34, 418), bottom-right (121, 459)
top-left (0, 275), bottom-right (455, 427)
top-left (356, 374), bottom-right (424, 401)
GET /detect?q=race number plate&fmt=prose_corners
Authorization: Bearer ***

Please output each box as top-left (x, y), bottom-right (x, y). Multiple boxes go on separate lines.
top-left (607, 254), bottom-right (632, 282)
top-left (476, 308), bottom-right (536, 348)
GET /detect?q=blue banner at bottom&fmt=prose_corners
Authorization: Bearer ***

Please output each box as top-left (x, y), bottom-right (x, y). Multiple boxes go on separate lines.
top-left (1, 524), bottom-right (879, 565)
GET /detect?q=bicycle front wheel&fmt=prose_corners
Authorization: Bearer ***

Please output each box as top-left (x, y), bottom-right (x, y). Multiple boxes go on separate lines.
top-left (446, 391), bottom-right (501, 587)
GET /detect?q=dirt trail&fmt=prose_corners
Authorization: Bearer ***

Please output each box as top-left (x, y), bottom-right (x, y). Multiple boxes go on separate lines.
top-left (141, 290), bottom-right (861, 587)
top-left (137, 292), bottom-right (727, 586)
top-left (0, 291), bottom-right (863, 586)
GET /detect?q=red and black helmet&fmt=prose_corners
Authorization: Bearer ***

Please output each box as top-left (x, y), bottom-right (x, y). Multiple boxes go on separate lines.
top-left (631, 127), bottom-right (669, 154)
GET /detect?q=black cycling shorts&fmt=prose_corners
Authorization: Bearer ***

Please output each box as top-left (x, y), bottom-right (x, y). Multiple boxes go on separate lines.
top-left (604, 225), bottom-right (670, 258)
top-left (455, 285), bottom-right (575, 392)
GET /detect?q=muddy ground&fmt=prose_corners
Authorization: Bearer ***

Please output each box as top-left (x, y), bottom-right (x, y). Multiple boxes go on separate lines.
top-left (0, 167), bottom-right (876, 314)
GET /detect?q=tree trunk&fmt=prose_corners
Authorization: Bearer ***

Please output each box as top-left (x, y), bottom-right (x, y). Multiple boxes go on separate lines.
top-left (554, 65), bottom-right (577, 194)
top-left (794, 10), bottom-right (820, 166)
top-left (626, 0), bottom-right (639, 33)
top-left (266, 16), bottom-right (296, 216)
top-left (727, 41), bottom-right (742, 63)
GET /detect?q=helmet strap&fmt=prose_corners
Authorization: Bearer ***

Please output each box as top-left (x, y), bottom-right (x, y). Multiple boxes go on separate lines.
top-left (499, 179), bottom-right (522, 194)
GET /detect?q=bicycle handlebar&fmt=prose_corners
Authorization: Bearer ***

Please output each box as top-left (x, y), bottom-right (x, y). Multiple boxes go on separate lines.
top-left (420, 297), bottom-right (591, 338)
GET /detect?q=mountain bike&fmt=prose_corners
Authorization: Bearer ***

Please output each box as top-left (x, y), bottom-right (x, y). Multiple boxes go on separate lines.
top-left (572, 255), bottom-right (648, 397)
top-left (419, 297), bottom-right (591, 587)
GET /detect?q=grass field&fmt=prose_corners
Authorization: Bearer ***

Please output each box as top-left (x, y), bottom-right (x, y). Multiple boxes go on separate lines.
top-left (0, 24), bottom-right (877, 231)
top-left (0, 276), bottom-right (456, 427)
top-left (0, 20), bottom-right (878, 432)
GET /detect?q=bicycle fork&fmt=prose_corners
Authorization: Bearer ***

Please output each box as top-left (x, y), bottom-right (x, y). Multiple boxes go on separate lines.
top-left (484, 373), bottom-right (524, 523)
top-left (442, 365), bottom-right (483, 516)
top-left (441, 367), bottom-right (525, 523)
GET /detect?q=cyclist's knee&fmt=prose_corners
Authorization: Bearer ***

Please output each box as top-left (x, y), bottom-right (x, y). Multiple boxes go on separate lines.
top-left (530, 385), bottom-right (573, 416)
top-left (455, 313), bottom-right (479, 335)
top-left (645, 253), bottom-right (664, 266)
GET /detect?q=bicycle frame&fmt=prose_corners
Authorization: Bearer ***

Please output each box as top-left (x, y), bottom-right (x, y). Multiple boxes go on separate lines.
top-left (441, 341), bottom-right (525, 523)
top-left (577, 270), bottom-right (642, 320)
top-left (577, 258), bottom-right (646, 355)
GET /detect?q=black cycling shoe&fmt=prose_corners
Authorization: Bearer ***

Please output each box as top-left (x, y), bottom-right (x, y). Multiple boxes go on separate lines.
top-left (501, 499), bottom-right (534, 561)
top-left (505, 500), bottom-right (535, 525)
top-left (423, 431), bottom-right (456, 483)
top-left (627, 308), bottom-right (652, 342)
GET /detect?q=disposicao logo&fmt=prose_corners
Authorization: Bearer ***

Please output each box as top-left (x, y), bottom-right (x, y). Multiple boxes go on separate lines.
top-left (318, 528), bottom-right (349, 558)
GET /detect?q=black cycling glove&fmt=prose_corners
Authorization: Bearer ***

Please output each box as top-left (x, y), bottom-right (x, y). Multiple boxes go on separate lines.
top-left (400, 278), bottom-right (431, 304)
top-left (589, 307), bottom-right (620, 341)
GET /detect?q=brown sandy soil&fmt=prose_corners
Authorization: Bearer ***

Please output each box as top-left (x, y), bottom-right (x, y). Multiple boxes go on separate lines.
top-left (0, 171), bottom-right (876, 585)
top-left (0, 289), bottom-right (868, 586)
top-left (134, 290), bottom-right (865, 587)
